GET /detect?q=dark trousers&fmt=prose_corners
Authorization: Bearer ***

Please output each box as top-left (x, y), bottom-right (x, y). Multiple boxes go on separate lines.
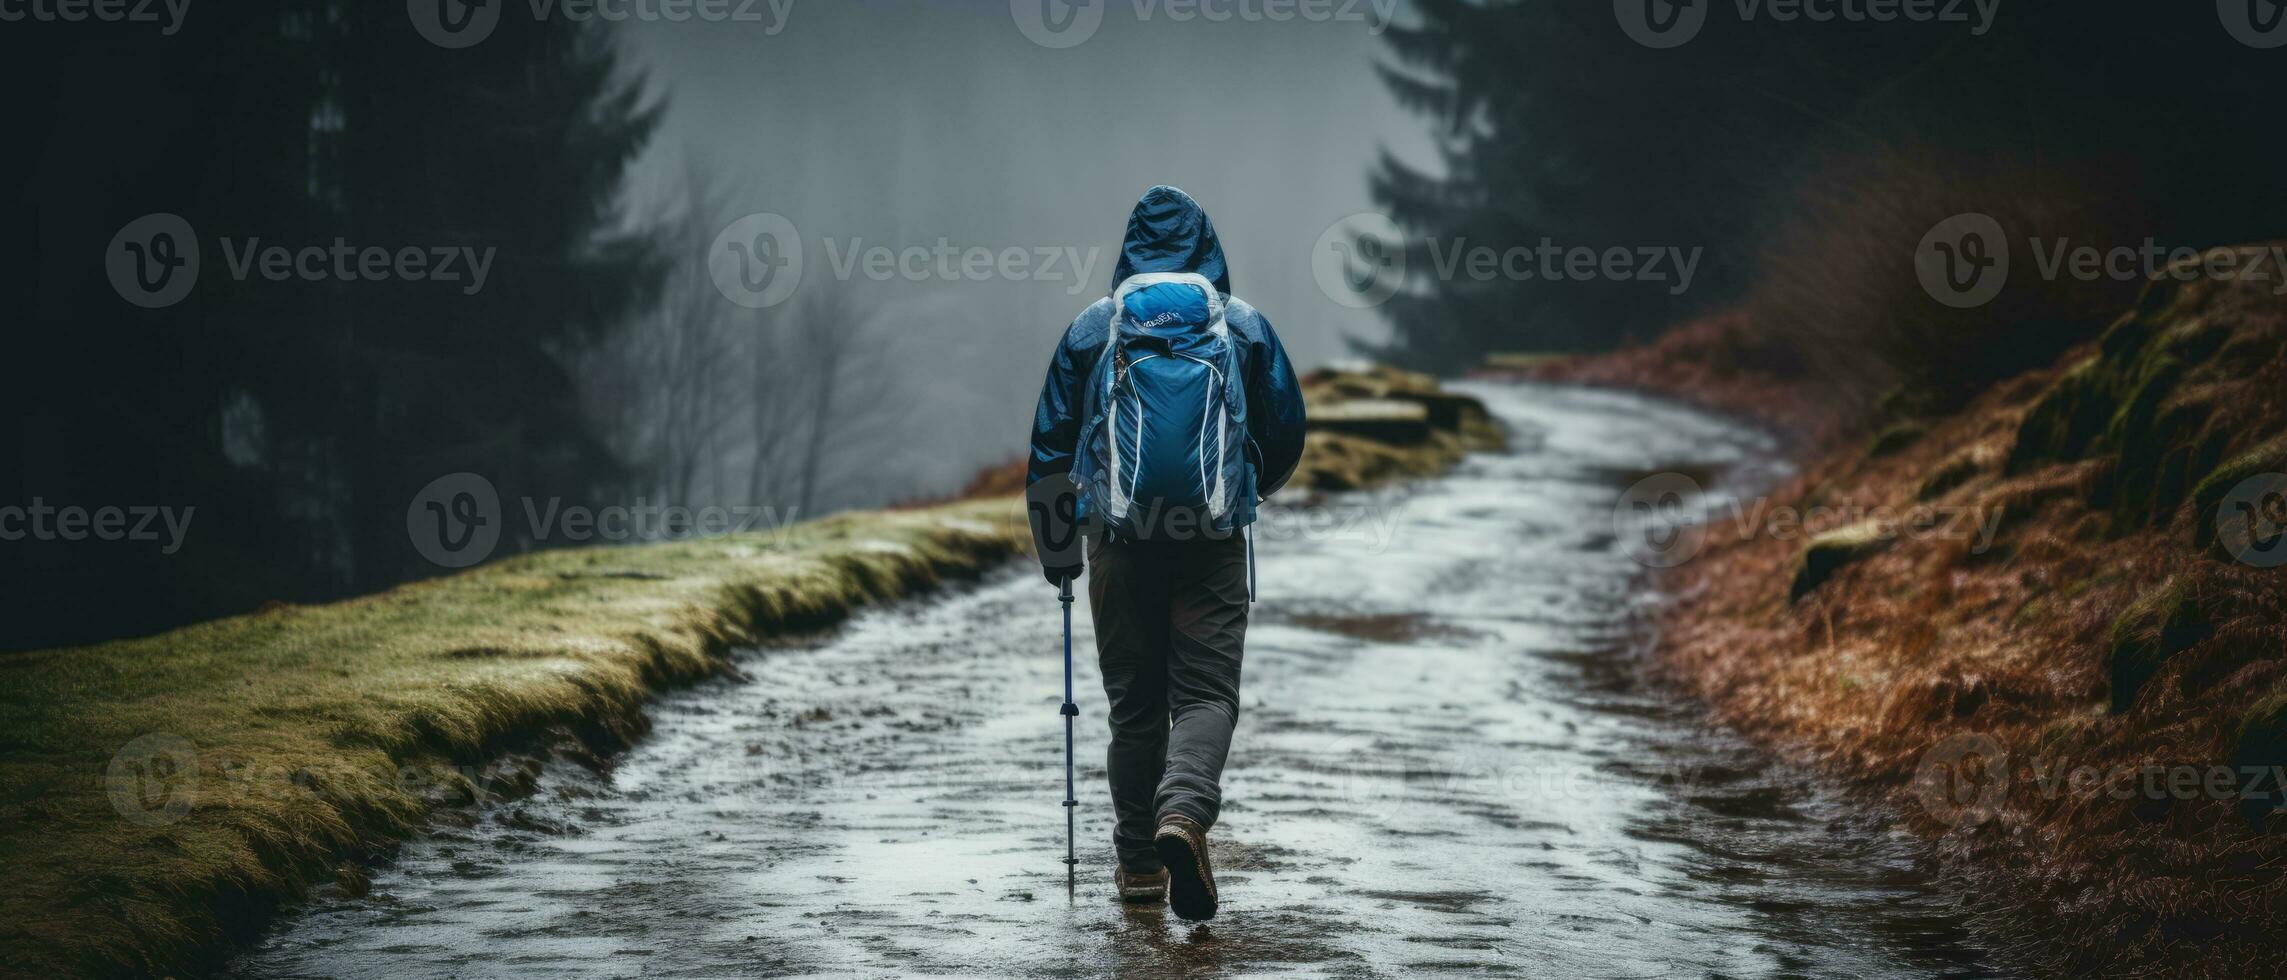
top-left (1086, 532), bottom-right (1249, 871)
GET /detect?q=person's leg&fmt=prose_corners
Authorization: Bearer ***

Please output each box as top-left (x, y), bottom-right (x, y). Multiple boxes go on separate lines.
top-left (1156, 533), bottom-right (1249, 832)
top-left (1086, 538), bottom-right (1173, 871)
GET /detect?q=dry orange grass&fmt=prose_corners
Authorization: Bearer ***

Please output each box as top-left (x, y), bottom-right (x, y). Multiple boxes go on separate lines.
top-left (1554, 255), bottom-right (2287, 975)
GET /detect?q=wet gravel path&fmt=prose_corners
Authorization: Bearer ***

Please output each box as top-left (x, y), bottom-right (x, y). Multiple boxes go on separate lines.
top-left (229, 384), bottom-right (2001, 978)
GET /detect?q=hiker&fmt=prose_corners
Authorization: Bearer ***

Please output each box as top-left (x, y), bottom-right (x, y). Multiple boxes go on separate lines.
top-left (1026, 185), bottom-right (1307, 920)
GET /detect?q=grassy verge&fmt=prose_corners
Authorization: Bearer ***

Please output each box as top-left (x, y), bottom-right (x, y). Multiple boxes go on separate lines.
top-left (1288, 364), bottom-right (1505, 492)
top-left (0, 498), bottom-right (1027, 977)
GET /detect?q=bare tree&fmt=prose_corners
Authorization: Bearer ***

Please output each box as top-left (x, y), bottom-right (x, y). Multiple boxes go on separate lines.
top-left (578, 158), bottom-right (747, 524)
top-left (755, 280), bottom-right (899, 519)
top-left (579, 160), bottom-right (910, 534)
top-left (744, 311), bottom-right (804, 507)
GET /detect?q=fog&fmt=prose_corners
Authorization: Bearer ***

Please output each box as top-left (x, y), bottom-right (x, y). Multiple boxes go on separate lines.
top-left (615, 1), bottom-right (1433, 498)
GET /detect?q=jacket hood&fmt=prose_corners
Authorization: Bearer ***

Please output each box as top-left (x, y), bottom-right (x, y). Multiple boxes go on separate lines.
top-left (1111, 185), bottom-right (1230, 296)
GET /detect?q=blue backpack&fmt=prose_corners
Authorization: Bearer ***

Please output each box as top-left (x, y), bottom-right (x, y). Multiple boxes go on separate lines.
top-left (1072, 272), bottom-right (1254, 540)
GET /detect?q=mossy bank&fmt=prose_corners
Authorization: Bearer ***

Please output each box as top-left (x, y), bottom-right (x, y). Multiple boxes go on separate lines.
top-left (0, 500), bottom-right (1028, 977)
top-left (1290, 364), bottom-right (1505, 492)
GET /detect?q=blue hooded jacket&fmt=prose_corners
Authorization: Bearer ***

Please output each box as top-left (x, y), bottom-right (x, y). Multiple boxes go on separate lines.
top-left (1027, 186), bottom-right (1308, 527)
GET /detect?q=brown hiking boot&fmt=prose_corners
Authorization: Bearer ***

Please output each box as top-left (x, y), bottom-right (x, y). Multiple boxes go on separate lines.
top-left (1153, 814), bottom-right (1218, 920)
top-left (1115, 864), bottom-right (1168, 904)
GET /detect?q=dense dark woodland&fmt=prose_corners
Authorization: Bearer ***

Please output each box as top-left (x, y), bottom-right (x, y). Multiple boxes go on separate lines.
top-left (4, 2), bottom-right (2285, 651)
top-left (1372, 0), bottom-right (2287, 395)
top-left (3, 6), bottom-right (663, 650)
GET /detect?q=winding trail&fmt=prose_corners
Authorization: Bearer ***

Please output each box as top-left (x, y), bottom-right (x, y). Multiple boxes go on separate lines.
top-left (230, 384), bottom-right (1999, 978)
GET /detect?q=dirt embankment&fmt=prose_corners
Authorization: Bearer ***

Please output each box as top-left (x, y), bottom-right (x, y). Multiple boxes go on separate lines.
top-left (1543, 249), bottom-right (2287, 975)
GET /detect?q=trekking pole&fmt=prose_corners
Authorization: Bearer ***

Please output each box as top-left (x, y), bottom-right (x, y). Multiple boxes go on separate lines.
top-left (1058, 573), bottom-right (1079, 896)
